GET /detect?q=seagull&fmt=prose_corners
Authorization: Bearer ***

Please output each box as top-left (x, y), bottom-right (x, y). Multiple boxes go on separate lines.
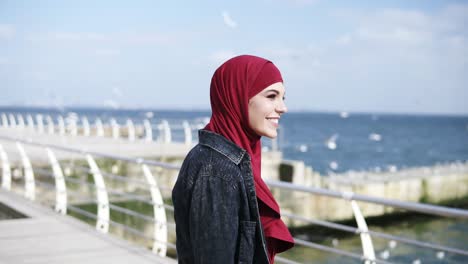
top-left (325, 134), bottom-right (338, 150)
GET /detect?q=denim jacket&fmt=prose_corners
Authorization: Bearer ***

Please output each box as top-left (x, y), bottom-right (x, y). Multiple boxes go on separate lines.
top-left (172, 130), bottom-right (270, 264)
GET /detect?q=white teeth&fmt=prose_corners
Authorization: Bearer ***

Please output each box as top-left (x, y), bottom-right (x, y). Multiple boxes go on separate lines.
top-left (267, 118), bottom-right (279, 124)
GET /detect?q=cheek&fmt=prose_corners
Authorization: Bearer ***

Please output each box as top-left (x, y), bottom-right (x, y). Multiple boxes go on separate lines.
top-left (248, 103), bottom-right (263, 128)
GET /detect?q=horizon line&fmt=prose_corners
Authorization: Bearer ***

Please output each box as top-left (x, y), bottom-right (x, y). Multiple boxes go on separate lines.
top-left (0, 104), bottom-right (467, 118)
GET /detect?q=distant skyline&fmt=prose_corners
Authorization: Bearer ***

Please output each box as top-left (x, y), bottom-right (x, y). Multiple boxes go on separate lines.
top-left (1, 0), bottom-right (467, 115)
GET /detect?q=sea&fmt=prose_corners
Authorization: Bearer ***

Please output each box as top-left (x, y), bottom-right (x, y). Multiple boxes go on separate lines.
top-left (1, 106), bottom-right (468, 263)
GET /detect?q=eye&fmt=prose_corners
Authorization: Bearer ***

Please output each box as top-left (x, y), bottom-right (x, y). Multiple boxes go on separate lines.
top-left (267, 94), bottom-right (277, 99)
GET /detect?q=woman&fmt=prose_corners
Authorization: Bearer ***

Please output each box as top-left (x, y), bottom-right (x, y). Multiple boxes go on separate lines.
top-left (172, 55), bottom-right (294, 264)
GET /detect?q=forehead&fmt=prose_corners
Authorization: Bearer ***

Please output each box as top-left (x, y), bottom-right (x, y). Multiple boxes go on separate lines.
top-left (260, 82), bottom-right (285, 93)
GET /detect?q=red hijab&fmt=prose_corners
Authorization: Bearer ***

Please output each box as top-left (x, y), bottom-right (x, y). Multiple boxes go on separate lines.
top-left (205, 55), bottom-right (294, 262)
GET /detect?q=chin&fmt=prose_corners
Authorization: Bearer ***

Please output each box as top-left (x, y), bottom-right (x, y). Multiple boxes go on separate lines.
top-left (262, 131), bottom-right (278, 139)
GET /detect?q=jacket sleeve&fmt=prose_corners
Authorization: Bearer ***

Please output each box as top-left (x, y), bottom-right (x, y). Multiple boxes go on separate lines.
top-left (189, 165), bottom-right (240, 264)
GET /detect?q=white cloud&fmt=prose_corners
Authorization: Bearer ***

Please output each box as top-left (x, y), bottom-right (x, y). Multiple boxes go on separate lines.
top-left (209, 50), bottom-right (237, 65)
top-left (222, 11), bottom-right (238, 29)
top-left (123, 33), bottom-right (174, 46)
top-left (258, 46), bottom-right (322, 71)
top-left (0, 24), bottom-right (15, 39)
top-left (27, 31), bottom-right (176, 47)
top-left (260, 5), bottom-right (468, 114)
top-left (54, 32), bottom-right (107, 41)
top-left (112, 87), bottom-right (123, 97)
top-left (336, 34), bottom-right (352, 45)
top-left (103, 99), bottom-right (120, 109)
top-left (349, 9), bottom-right (434, 46)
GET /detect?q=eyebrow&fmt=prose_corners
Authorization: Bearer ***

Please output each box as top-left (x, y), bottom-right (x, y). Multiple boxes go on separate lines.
top-left (264, 89), bottom-right (280, 94)
top-left (264, 89), bottom-right (285, 97)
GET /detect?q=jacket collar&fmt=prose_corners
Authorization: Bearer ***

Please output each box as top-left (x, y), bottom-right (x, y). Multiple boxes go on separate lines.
top-left (198, 129), bottom-right (247, 165)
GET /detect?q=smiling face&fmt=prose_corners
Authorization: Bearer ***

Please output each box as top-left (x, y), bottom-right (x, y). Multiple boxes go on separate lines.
top-left (248, 82), bottom-right (287, 139)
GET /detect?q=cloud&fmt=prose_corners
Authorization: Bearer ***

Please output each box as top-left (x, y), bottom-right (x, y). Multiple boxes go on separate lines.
top-left (336, 34), bottom-right (352, 45)
top-left (341, 5), bottom-right (468, 49)
top-left (112, 87), bottom-right (123, 97)
top-left (257, 46), bottom-right (322, 71)
top-left (54, 32), bottom-right (107, 41)
top-left (209, 50), bottom-right (237, 65)
top-left (123, 33), bottom-right (174, 46)
top-left (103, 99), bottom-right (120, 109)
top-left (0, 24), bottom-right (15, 39)
top-left (222, 11), bottom-right (238, 29)
top-left (257, 4), bottom-right (468, 114)
top-left (352, 9), bottom-right (434, 46)
top-left (27, 31), bottom-right (176, 47)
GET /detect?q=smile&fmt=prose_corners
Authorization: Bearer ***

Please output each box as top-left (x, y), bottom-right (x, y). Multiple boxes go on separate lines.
top-left (266, 118), bottom-right (279, 125)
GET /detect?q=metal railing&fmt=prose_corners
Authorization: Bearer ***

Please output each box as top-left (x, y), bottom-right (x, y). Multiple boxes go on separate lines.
top-left (0, 111), bottom-right (205, 145)
top-left (0, 134), bottom-right (467, 263)
top-left (0, 111), bottom-right (281, 151)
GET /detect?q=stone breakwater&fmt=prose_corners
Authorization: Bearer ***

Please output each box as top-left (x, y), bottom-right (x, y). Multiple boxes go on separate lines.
top-left (263, 155), bottom-right (468, 227)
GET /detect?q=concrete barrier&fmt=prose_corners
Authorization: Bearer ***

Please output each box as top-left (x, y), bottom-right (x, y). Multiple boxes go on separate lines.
top-left (270, 159), bottom-right (468, 226)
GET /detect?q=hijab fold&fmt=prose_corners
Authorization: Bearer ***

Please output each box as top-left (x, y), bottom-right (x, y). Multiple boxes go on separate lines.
top-left (205, 55), bottom-right (294, 262)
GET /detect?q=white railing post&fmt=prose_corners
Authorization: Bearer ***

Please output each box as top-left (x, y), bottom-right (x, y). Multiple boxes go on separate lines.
top-left (110, 118), bottom-right (120, 139)
top-left (46, 148), bottom-right (67, 215)
top-left (8, 114), bottom-right (16, 128)
top-left (86, 154), bottom-right (109, 233)
top-left (57, 116), bottom-right (65, 135)
top-left (67, 116), bottom-right (78, 136)
top-left (143, 119), bottom-right (153, 142)
top-left (16, 142), bottom-right (35, 201)
top-left (82, 117), bottom-right (90, 136)
top-left (45, 115), bottom-right (54, 134)
top-left (159, 120), bottom-right (171, 143)
top-left (141, 164), bottom-right (167, 256)
top-left (182, 121), bottom-right (192, 146)
top-left (36, 114), bottom-right (44, 133)
top-left (26, 114), bottom-right (34, 130)
top-left (17, 114), bottom-right (25, 129)
top-left (271, 138), bottom-right (278, 151)
top-left (95, 118), bottom-right (104, 137)
top-left (1, 113), bottom-right (8, 127)
top-left (342, 191), bottom-right (376, 263)
top-left (126, 119), bottom-right (135, 141)
top-left (0, 144), bottom-right (11, 190)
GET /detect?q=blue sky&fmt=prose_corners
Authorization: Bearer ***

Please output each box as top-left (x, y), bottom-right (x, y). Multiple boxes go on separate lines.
top-left (0, 0), bottom-right (467, 114)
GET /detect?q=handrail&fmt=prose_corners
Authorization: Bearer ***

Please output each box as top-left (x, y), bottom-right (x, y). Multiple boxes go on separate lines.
top-left (66, 203), bottom-right (177, 249)
top-left (265, 180), bottom-right (468, 219)
top-left (293, 238), bottom-right (393, 264)
top-left (0, 135), bottom-right (180, 170)
top-left (282, 212), bottom-right (468, 256)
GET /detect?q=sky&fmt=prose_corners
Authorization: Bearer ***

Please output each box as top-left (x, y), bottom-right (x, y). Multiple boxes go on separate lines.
top-left (0, 0), bottom-right (467, 115)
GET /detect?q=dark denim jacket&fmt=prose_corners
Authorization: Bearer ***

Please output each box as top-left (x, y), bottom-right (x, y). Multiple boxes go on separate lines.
top-left (172, 130), bottom-right (270, 264)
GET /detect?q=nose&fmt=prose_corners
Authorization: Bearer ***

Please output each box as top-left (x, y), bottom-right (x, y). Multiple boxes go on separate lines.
top-left (276, 99), bottom-right (288, 114)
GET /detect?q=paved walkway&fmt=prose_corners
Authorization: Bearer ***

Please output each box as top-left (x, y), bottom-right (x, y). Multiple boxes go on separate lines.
top-left (0, 190), bottom-right (177, 264)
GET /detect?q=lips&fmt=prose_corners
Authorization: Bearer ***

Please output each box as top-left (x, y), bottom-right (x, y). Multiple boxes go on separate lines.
top-left (266, 117), bottom-right (279, 126)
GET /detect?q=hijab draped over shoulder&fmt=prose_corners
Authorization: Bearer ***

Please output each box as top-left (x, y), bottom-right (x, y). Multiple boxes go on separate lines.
top-left (205, 55), bottom-right (294, 262)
